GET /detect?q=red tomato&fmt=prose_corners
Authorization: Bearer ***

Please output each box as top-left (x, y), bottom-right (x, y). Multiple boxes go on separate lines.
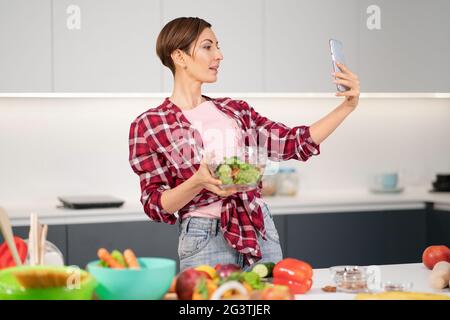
top-left (422, 245), bottom-right (450, 270)
top-left (0, 236), bottom-right (28, 269)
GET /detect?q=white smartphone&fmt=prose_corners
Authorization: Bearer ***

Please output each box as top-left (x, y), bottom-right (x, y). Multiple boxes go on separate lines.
top-left (329, 39), bottom-right (349, 92)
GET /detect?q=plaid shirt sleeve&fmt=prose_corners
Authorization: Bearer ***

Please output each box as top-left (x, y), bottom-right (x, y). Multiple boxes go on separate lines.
top-left (128, 119), bottom-right (177, 224)
top-left (237, 100), bottom-right (321, 161)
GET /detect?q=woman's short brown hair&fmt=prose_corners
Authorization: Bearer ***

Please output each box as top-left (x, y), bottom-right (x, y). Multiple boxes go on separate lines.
top-left (156, 17), bottom-right (212, 76)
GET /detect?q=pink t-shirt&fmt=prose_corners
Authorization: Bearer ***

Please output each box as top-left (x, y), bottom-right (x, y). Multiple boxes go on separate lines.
top-left (182, 100), bottom-right (243, 219)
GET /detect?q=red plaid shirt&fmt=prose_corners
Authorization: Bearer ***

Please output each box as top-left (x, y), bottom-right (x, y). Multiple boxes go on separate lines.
top-left (128, 96), bottom-right (320, 265)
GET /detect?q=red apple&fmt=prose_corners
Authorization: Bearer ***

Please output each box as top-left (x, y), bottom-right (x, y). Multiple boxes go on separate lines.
top-left (175, 268), bottom-right (205, 300)
top-left (197, 270), bottom-right (212, 280)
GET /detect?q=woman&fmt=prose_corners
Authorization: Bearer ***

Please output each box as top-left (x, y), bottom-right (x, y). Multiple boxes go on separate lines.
top-left (129, 17), bottom-right (360, 271)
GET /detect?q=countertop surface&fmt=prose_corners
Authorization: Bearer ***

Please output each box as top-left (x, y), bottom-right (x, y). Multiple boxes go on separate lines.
top-left (3, 186), bottom-right (450, 226)
top-left (295, 263), bottom-right (450, 300)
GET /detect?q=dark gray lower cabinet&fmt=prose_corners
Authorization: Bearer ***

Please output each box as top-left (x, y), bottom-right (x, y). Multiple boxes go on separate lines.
top-left (67, 221), bottom-right (179, 270)
top-left (427, 210), bottom-right (450, 247)
top-left (285, 210), bottom-right (427, 269)
top-left (67, 218), bottom-right (285, 271)
top-left (272, 215), bottom-right (287, 256)
top-left (1, 225), bottom-right (68, 265)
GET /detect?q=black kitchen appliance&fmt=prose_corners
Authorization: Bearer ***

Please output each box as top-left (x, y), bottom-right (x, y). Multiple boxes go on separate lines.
top-left (431, 173), bottom-right (450, 192)
top-left (57, 195), bottom-right (125, 209)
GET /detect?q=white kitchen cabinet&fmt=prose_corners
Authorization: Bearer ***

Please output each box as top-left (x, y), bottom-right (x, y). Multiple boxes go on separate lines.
top-left (359, 0), bottom-right (450, 92)
top-left (2, 1), bottom-right (448, 93)
top-left (52, 0), bottom-right (161, 92)
top-left (0, 0), bottom-right (52, 92)
top-left (162, 0), bottom-right (264, 93)
top-left (264, 0), bottom-right (359, 92)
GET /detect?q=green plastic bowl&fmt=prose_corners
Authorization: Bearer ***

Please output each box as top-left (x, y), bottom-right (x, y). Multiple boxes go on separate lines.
top-left (87, 257), bottom-right (176, 300)
top-left (0, 265), bottom-right (97, 300)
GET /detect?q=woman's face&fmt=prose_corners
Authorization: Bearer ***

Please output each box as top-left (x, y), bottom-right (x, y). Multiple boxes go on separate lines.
top-left (177, 28), bottom-right (223, 83)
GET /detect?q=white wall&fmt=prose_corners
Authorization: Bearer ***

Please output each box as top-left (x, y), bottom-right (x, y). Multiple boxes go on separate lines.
top-left (0, 95), bottom-right (449, 204)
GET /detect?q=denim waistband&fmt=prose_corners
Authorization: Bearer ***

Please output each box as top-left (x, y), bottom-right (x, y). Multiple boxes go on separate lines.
top-left (180, 203), bottom-right (270, 235)
top-left (180, 216), bottom-right (220, 236)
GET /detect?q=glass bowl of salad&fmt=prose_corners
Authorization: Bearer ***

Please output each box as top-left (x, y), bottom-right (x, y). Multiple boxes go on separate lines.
top-left (205, 146), bottom-right (267, 192)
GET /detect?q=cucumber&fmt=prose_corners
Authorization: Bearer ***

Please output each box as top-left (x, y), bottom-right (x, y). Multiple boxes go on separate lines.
top-left (252, 262), bottom-right (275, 278)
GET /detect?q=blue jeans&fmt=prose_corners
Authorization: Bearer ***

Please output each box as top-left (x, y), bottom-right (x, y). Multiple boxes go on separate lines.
top-left (178, 204), bottom-right (283, 271)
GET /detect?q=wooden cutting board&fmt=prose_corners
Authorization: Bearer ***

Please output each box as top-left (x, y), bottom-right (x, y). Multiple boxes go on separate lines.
top-left (163, 292), bottom-right (178, 300)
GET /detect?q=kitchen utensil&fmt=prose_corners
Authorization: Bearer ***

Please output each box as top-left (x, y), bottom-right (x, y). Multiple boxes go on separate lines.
top-left (39, 224), bottom-right (48, 265)
top-left (372, 173), bottom-right (399, 190)
top-left (28, 213), bottom-right (52, 266)
top-left (329, 265), bottom-right (373, 293)
top-left (435, 174), bottom-right (450, 184)
top-left (356, 291), bottom-right (450, 300)
top-left (430, 173), bottom-right (450, 192)
top-left (0, 265), bottom-right (96, 300)
top-left (261, 175), bottom-right (277, 197)
top-left (381, 281), bottom-right (413, 292)
top-left (0, 207), bottom-right (22, 266)
top-left (87, 257), bottom-right (175, 300)
top-left (205, 146), bottom-right (266, 192)
top-left (369, 186), bottom-right (404, 194)
top-left (23, 239), bottom-right (64, 266)
top-left (28, 213), bottom-right (39, 266)
top-left (276, 167), bottom-right (299, 196)
top-left (430, 187), bottom-right (450, 192)
top-left (432, 178), bottom-right (450, 192)
top-left (57, 195), bottom-right (124, 209)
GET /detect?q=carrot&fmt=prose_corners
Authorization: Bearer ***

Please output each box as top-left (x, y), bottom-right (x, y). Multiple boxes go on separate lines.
top-left (97, 248), bottom-right (125, 269)
top-left (123, 249), bottom-right (140, 269)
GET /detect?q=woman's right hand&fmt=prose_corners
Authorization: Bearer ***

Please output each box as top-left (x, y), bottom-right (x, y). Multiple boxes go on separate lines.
top-left (193, 158), bottom-right (239, 197)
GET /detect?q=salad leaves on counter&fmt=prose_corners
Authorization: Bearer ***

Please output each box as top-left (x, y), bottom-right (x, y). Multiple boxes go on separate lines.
top-left (220, 271), bottom-right (265, 290)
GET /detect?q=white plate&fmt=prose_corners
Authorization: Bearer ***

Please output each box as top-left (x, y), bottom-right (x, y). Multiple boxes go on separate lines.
top-left (295, 292), bottom-right (355, 300)
top-left (369, 186), bottom-right (404, 194)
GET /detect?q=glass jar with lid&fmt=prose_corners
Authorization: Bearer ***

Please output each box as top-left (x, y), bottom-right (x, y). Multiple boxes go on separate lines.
top-left (24, 239), bottom-right (65, 266)
top-left (261, 174), bottom-right (277, 197)
top-left (276, 167), bottom-right (299, 196)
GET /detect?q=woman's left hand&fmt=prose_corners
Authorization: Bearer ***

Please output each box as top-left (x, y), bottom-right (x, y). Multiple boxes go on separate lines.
top-left (333, 62), bottom-right (360, 109)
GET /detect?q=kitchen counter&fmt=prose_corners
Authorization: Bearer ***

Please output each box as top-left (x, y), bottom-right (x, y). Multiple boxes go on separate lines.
top-left (3, 186), bottom-right (450, 226)
top-left (296, 263), bottom-right (450, 300)
top-left (266, 187), bottom-right (450, 214)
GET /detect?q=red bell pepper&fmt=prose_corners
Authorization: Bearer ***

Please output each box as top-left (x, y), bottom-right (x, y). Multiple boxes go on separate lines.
top-left (273, 258), bottom-right (313, 294)
top-left (0, 236), bottom-right (28, 269)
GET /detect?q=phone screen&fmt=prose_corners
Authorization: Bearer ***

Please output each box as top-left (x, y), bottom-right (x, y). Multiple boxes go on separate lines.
top-left (329, 39), bottom-right (349, 92)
